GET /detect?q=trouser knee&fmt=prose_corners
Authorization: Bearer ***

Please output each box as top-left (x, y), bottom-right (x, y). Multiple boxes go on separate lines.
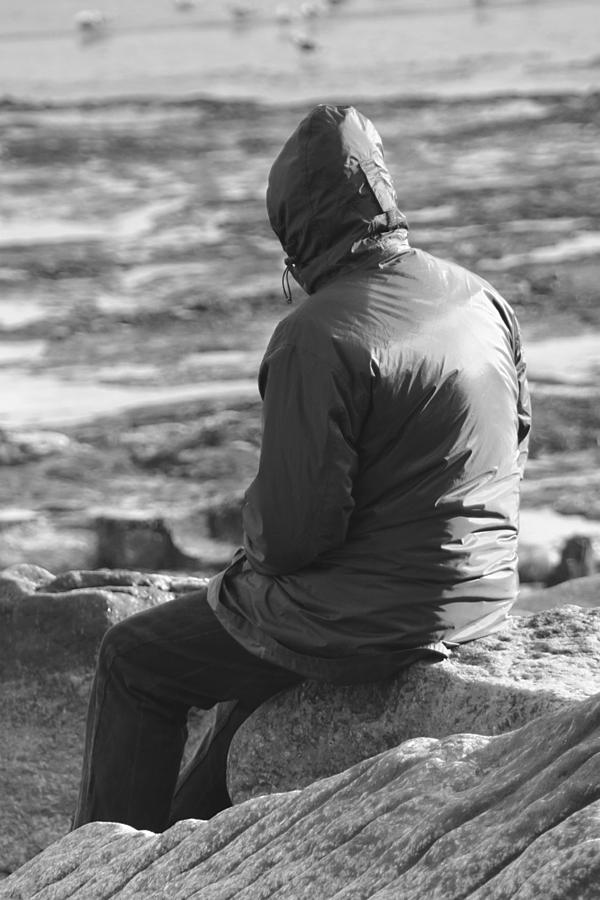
top-left (96, 618), bottom-right (135, 676)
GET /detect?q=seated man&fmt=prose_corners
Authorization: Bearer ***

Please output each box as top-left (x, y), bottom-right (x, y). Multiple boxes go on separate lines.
top-left (73, 103), bottom-right (531, 833)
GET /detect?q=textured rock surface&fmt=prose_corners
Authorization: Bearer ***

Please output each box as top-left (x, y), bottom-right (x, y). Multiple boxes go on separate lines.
top-left (4, 693), bottom-right (600, 899)
top-left (0, 564), bottom-right (208, 675)
top-left (228, 604), bottom-right (600, 802)
top-left (0, 566), bottom-right (209, 875)
top-left (2, 566), bottom-right (599, 878)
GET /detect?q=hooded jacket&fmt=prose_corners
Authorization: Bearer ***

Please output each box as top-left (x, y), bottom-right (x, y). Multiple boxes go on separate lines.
top-left (207, 105), bottom-right (531, 684)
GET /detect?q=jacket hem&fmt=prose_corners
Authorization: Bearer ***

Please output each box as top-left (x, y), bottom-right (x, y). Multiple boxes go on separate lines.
top-left (207, 571), bottom-right (452, 685)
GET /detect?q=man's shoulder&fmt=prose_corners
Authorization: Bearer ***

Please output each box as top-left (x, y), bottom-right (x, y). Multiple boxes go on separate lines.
top-left (263, 297), bottom-right (334, 365)
top-left (271, 283), bottom-right (351, 338)
top-left (263, 281), bottom-right (375, 375)
top-left (412, 247), bottom-right (518, 315)
top-left (411, 246), bottom-right (484, 284)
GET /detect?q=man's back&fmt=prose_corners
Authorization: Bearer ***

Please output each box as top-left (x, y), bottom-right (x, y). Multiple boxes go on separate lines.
top-left (309, 247), bottom-right (526, 585)
top-left (208, 244), bottom-right (530, 680)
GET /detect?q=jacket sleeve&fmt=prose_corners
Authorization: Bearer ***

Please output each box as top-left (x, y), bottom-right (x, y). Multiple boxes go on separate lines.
top-left (514, 318), bottom-right (531, 478)
top-left (242, 343), bottom-right (366, 576)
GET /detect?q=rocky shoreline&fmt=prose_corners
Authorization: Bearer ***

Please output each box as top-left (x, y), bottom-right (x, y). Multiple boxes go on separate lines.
top-left (1, 91), bottom-right (599, 582)
top-left (1, 89), bottom-right (600, 893)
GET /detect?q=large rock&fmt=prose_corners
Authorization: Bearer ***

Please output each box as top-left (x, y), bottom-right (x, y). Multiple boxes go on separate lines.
top-left (545, 534), bottom-right (597, 586)
top-left (227, 604), bottom-right (600, 803)
top-left (0, 566), bottom-right (209, 875)
top-left (0, 564), bottom-right (208, 675)
top-left (518, 533), bottom-right (598, 585)
top-left (2, 566), bottom-right (599, 878)
top-left (4, 692), bottom-right (600, 899)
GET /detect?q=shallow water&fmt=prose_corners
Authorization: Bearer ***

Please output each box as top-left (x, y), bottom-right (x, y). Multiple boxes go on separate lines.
top-left (0, 368), bottom-right (258, 429)
top-left (0, 340), bottom-right (46, 365)
top-left (0, 0), bottom-right (599, 105)
top-left (520, 507), bottom-right (600, 549)
top-left (525, 334), bottom-right (600, 386)
top-left (481, 232), bottom-right (600, 269)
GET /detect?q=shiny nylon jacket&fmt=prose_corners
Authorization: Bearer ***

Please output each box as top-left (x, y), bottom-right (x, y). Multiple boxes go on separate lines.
top-left (208, 105), bottom-right (531, 683)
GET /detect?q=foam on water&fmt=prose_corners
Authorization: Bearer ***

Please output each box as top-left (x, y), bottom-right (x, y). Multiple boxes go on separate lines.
top-left (0, 340), bottom-right (46, 365)
top-left (0, 220), bottom-right (104, 249)
top-left (525, 334), bottom-right (600, 386)
top-left (0, 198), bottom-right (189, 256)
top-left (520, 507), bottom-right (600, 548)
top-left (0, 298), bottom-right (47, 329)
top-left (480, 232), bottom-right (600, 270)
top-left (0, 370), bottom-right (258, 429)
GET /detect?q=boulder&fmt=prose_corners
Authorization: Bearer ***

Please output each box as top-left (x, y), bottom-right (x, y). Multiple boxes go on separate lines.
top-left (94, 508), bottom-right (239, 573)
top-left (2, 566), bottom-right (599, 879)
top-left (0, 566), bottom-right (209, 875)
top-left (202, 491), bottom-right (245, 544)
top-left (94, 511), bottom-right (200, 571)
top-left (0, 564), bottom-right (209, 675)
top-left (4, 691), bottom-right (600, 899)
top-left (546, 534), bottom-right (597, 586)
top-left (518, 534), bottom-right (598, 586)
top-left (227, 604), bottom-right (600, 803)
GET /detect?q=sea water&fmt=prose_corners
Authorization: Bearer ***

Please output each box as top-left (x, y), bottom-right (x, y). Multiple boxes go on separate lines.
top-left (0, 0), bottom-right (599, 105)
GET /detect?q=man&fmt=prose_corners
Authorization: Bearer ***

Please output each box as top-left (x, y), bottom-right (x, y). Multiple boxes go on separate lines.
top-left (73, 104), bottom-right (530, 833)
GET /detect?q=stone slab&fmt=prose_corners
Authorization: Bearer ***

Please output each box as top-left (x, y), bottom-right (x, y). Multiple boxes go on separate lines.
top-left (0, 564), bottom-right (208, 675)
top-left (4, 692), bottom-right (600, 899)
top-left (227, 604), bottom-right (600, 803)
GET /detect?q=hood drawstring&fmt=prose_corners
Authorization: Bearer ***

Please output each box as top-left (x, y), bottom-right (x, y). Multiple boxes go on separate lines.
top-left (282, 258), bottom-right (295, 303)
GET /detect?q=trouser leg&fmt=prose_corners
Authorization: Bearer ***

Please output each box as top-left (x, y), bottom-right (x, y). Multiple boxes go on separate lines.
top-left (72, 587), bottom-right (302, 833)
top-left (167, 699), bottom-right (253, 824)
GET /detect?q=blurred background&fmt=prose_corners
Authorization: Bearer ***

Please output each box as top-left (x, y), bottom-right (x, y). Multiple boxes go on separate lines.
top-left (0, 0), bottom-right (599, 589)
top-left (1, 0), bottom-right (600, 102)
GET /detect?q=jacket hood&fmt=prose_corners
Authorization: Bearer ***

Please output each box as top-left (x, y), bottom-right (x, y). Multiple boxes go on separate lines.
top-left (267, 104), bottom-right (408, 294)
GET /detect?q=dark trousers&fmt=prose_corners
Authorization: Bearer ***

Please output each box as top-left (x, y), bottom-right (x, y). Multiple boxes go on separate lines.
top-left (72, 587), bottom-right (303, 833)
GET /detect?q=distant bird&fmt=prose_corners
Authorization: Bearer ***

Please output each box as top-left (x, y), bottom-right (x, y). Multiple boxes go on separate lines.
top-left (290, 31), bottom-right (319, 52)
top-left (174, 0), bottom-right (196, 10)
top-left (74, 9), bottom-right (109, 42)
top-left (74, 9), bottom-right (107, 32)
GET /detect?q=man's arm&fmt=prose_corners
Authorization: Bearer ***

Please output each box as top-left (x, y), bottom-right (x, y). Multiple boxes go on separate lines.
top-left (514, 320), bottom-right (531, 478)
top-left (242, 343), bottom-right (366, 576)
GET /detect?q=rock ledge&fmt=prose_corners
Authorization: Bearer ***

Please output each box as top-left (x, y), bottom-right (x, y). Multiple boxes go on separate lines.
top-left (228, 604), bottom-right (600, 802)
top-left (4, 692), bottom-right (600, 899)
